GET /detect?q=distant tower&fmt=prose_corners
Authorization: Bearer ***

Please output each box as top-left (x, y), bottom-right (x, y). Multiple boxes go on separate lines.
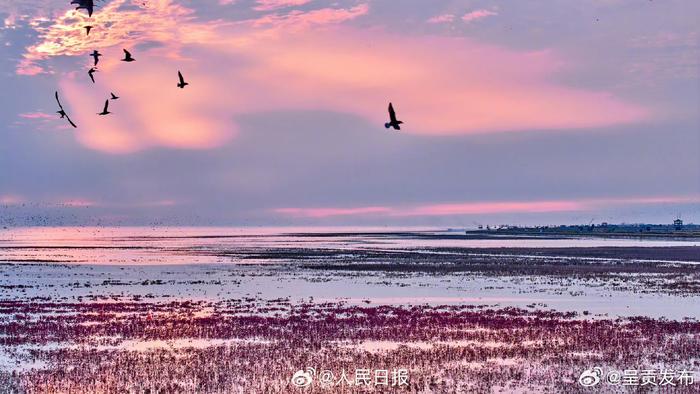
top-left (674, 215), bottom-right (683, 231)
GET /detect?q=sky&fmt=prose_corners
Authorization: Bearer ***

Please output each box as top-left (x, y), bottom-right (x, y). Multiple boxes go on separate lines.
top-left (0, 0), bottom-right (698, 227)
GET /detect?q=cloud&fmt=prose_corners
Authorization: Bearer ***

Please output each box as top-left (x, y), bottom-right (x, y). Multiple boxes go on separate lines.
top-left (14, 112), bottom-right (73, 131)
top-left (275, 200), bottom-right (582, 218)
top-left (17, 0), bottom-right (215, 75)
top-left (275, 206), bottom-right (392, 218)
top-left (0, 195), bottom-right (24, 205)
top-left (394, 201), bottom-right (582, 217)
top-left (18, 0), bottom-right (648, 154)
top-left (253, 0), bottom-right (313, 11)
top-left (201, 26), bottom-right (648, 135)
top-left (251, 4), bottom-right (369, 29)
top-left (18, 112), bottom-right (54, 119)
top-left (462, 9), bottom-right (497, 23)
top-left (427, 14), bottom-right (455, 24)
top-left (274, 196), bottom-right (700, 218)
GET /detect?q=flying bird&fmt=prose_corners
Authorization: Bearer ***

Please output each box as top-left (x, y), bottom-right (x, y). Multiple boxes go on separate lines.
top-left (97, 99), bottom-right (111, 115)
top-left (88, 67), bottom-right (97, 83)
top-left (84, 25), bottom-right (92, 35)
top-left (71, 0), bottom-right (94, 17)
top-left (384, 102), bottom-right (403, 130)
top-left (110, 92), bottom-right (119, 100)
top-left (90, 50), bottom-right (102, 66)
top-left (54, 91), bottom-right (77, 128)
top-left (121, 49), bottom-right (135, 62)
top-left (177, 71), bottom-right (188, 89)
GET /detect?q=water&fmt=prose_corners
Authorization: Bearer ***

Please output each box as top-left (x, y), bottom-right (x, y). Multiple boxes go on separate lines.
top-left (1, 226), bottom-right (698, 319)
top-left (1, 226), bottom-right (697, 265)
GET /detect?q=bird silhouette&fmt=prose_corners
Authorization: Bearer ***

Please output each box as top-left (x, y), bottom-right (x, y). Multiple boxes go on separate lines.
top-left (110, 92), bottom-right (119, 100)
top-left (177, 71), bottom-right (188, 89)
top-left (385, 102), bottom-right (403, 130)
top-left (71, 0), bottom-right (94, 17)
top-left (55, 91), bottom-right (77, 128)
top-left (121, 49), bottom-right (135, 62)
top-left (88, 67), bottom-right (97, 83)
top-left (84, 25), bottom-right (92, 35)
top-left (90, 50), bottom-right (102, 66)
top-left (97, 99), bottom-right (111, 115)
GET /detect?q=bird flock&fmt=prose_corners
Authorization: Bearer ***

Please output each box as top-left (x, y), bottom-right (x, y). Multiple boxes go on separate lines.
top-left (54, 1), bottom-right (189, 129)
top-left (55, 1), bottom-right (402, 131)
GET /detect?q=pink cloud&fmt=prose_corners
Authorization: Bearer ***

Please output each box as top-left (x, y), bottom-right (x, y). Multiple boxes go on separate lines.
top-left (585, 196), bottom-right (700, 206)
top-left (205, 27), bottom-right (648, 135)
top-left (254, 0), bottom-right (312, 11)
top-left (251, 4), bottom-right (368, 29)
top-left (18, 112), bottom-right (54, 119)
top-left (60, 63), bottom-right (235, 153)
top-left (462, 9), bottom-right (497, 23)
top-left (0, 195), bottom-right (24, 205)
top-left (427, 14), bottom-right (455, 24)
top-left (14, 111), bottom-right (74, 131)
top-left (273, 195), bottom-right (700, 218)
top-left (275, 206), bottom-right (392, 218)
top-left (396, 201), bottom-right (582, 217)
top-left (20, 0), bottom-right (649, 154)
top-left (17, 0), bottom-right (212, 75)
top-left (16, 63), bottom-right (44, 76)
top-left (275, 200), bottom-right (582, 218)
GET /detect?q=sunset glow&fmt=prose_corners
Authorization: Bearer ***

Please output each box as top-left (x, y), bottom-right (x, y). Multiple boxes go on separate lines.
top-left (274, 196), bottom-right (700, 218)
top-left (14, 0), bottom-right (651, 154)
top-left (0, 0), bottom-right (697, 225)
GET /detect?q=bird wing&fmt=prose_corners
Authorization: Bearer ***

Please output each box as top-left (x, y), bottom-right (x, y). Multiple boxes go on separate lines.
top-left (88, 70), bottom-right (95, 83)
top-left (55, 91), bottom-right (76, 127)
top-left (178, 71), bottom-right (184, 83)
top-left (86, 0), bottom-right (94, 17)
top-left (55, 91), bottom-right (64, 111)
top-left (64, 114), bottom-right (77, 128)
top-left (388, 103), bottom-right (397, 123)
top-left (123, 49), bottom-right (131, 57)
top-left (103, 100), bottom-right (109, 112)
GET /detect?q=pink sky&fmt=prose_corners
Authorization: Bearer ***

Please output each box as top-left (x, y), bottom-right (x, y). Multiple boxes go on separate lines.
top-left (274, 196), bottom-right (700, 218)
top-left (2, 0), bottom-right (697, 226)
top-left (17, 0), bottom-right (649, 153)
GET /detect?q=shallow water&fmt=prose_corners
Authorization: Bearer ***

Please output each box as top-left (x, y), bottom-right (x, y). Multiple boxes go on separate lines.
top-left (1, 249), bottom-right (699, 319)
top-left (1, 226), bottom-right (697, 265)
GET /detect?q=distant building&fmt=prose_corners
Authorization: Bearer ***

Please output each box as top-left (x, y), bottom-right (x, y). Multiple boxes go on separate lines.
top-left (674, 218), bottom-right (683, 230)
